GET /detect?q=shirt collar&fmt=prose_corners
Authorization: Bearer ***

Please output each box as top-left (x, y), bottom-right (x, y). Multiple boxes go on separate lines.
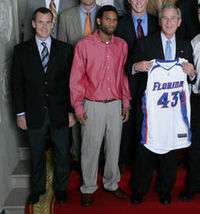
top-left (93, 31), bottom-right (115, 45)
top-left (133, 11), bottom-right (147, 23)
top-left (80, 3), bottom-right (96, 14)
top-left (35, 36), bottom-right (51, 47)
top-left (161, 32), bottom-right (176, 44)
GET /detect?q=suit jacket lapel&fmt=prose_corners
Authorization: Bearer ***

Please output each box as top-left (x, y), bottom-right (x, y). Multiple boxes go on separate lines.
top-left (157, 33), bottom-right (165, 59)
top-left (76, 6), bottom-right (83, 36)
top-left (29, 39), bottom-right (44, 72)
top-left (127, 13), bottom-right (137, 39)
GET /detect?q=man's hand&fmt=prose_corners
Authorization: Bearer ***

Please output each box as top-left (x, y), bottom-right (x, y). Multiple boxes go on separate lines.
top-left (17, 115), bottom-right (27, 130)
top-left (121, 108), bottom-right (129, 123)
top-left (133, 61), bottom-right (152, 72)
top-left (68, 113), bottom-right (77, 127)
top-left (76, 113), bottom-right (87, 125)
top-left (182, 62), bottom-right (196, 78)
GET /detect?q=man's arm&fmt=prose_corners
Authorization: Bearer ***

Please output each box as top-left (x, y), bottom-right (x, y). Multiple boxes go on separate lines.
top-left (11, 45), bottom-right (27, 129)
top-left (57, 12), bottom-right (69, 43)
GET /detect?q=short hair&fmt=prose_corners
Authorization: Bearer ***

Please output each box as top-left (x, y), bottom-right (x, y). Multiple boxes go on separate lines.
top-left (32, 7), bottom-right (53, 21)
top-left (96, 5), bottom-right (119, 20)
top-left (95, 5), bottom-right (118, 29)
top-left (158, 2), bottom-right (181, 19)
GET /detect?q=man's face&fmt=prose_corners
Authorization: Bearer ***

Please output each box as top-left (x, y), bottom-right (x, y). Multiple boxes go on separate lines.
top-left (97, 11), bottom-right (118, 36)
top-left (81, 0), bottom-right (95, 6)
top-left (129, 0), bottom-right (148, 14)
top-left (160, 8), bottom-right (181, 38)
top-left (32, 12), bottom-right (53, 39)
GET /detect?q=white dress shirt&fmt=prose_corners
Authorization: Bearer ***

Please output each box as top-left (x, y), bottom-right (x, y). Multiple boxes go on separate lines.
top-left (161, 32), bottom-right (176, 60)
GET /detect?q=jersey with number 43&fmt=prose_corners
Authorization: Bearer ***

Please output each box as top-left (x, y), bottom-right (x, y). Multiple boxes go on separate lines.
top-left (141, 58), bottom-right (191, 154)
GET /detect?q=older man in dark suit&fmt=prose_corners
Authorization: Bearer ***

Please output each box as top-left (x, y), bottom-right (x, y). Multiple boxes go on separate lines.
top-left (129, 3), bottom-right (196, 205)
top-left (12, 7), bottom-right (73, 204)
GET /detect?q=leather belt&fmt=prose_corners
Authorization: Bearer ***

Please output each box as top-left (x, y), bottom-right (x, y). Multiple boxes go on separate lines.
top-left (86, 98), bottom-right (117, 103)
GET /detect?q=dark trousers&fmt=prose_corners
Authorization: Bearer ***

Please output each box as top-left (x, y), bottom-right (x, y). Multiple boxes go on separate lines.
top-left (28, 110), bottom-right (70, 192)
top-left (185, 93), bottom-right (200, 192)
top-left (131, 144), bottom-right (177, 194)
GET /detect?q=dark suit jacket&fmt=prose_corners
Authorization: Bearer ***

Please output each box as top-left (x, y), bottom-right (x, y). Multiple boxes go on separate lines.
top-left (127, 32), bottom-right (194, 100)
top-left (116, 12), bottom-right (159, 63)
top-left (176, 0), bottom-right (200, 41)
top-left (12, 38), bottom-right (73, 129)
top-left (115, 12), bottom-right (159, 102)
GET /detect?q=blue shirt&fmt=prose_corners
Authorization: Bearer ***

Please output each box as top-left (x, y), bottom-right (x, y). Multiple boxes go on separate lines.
top-left (79, 4), bottom-right (97, 33)
top-left (133, 12), bottom-right (148, 37)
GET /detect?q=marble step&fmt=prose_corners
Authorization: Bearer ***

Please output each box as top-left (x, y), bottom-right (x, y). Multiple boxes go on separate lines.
top-left (3, 188), bottom-right (29, 214)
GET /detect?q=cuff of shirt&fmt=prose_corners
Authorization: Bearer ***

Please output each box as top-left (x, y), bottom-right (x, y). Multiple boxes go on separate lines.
top-left (75, 105), bottom-right (84, 118)
top-left (122, 100), bottom-right (130, 110)
top-left (131, 64), bottom-right (137, 75)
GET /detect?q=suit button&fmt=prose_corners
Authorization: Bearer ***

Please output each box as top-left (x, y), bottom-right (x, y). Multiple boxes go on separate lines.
top-left (46, 94), bottom-right (49, 97)
top-left (44, 81), bottom-right (47, 85)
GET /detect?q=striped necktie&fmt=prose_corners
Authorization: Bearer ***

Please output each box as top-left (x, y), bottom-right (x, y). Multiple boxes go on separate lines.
top-left (41, 42), bottom-right (49, 72)
top-left (49, 0), bottom-right (57, 24)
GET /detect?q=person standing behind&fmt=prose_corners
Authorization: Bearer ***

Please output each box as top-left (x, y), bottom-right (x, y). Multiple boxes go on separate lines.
top-left (22, 0), bottom-right (78, 41)
top-left (70, 5), bottom-right (131, 207)
top-left (58, 0), bottom-right (100, 167)
top-left (12, 7), bottom-right (73, 204)
top-left (58, 0), bottom-right (100, 45)
top-left (115, 0), bottom-right (159, 168)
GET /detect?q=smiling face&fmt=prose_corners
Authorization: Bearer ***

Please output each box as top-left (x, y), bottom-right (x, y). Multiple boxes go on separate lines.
top-left (159, 7), bottom-right (181, 39)
top-left (129, 0), bottom-right (148, 16)
top-left (81, 0), bottom-right (95, 6)
top-left (32, 11), bottom-right (53, 40)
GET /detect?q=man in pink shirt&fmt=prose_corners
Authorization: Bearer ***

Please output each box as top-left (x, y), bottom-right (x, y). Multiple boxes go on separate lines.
top-left (70, 5), bottom-right (131, 206)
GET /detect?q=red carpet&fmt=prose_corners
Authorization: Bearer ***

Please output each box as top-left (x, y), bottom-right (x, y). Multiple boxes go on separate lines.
top-left (26, 167), bottom-right (200, 214)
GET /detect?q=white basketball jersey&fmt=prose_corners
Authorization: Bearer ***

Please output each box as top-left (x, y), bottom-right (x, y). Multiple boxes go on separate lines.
top-left (141, 58), bottom-right (191, 154)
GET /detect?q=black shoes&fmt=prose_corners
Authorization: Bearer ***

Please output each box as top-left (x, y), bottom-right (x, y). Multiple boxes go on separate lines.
top-left (179, 190), bottom-right (194, 201)
top-left (130, 192), bottom-right (144, 204)
top-left (159, 192), bottom-right (171, 205)
top-left (55, 191), bottom-right (67, 204)
top-left (81, 193), bottom-right (94, 207)
top-left (27, 191), bottom-right (45, 204)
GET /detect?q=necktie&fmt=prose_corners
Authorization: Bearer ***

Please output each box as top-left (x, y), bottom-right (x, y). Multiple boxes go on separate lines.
top-left (49, 0), bottom-right (57, 24)
top-left (165, 40), bottom-right (172, 60)
top-left (84, 13), bottom-right (92, 36)
top-left (41, 42), bottom-right (49, 72)
top-left (137, 19), bottom-right (144, 39)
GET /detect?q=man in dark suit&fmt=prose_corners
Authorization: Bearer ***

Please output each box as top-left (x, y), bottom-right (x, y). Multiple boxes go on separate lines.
top-left (129, 3), bottom-right (196, 205)
top-left (12, 7), bottom-right (73, 204)
top-left (20, 0), bottom-right (79, 41)
top-left (115, 0), bottom-right (159, 169)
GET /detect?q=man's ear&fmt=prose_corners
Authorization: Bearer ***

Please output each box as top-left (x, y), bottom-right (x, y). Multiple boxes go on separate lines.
top-left (32, 20), bottom-right (36, 29)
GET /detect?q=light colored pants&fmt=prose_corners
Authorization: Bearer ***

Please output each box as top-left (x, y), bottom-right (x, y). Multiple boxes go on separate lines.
top-left (80, 100), bottom-right (123, 193)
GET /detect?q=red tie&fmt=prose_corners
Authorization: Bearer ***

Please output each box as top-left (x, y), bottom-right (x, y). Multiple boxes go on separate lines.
top-left (137, 19), bottom-right (144, 39)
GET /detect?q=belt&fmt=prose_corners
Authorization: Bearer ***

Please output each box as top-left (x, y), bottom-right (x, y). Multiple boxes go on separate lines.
top-left (86, 98), bottom-right (117, 103)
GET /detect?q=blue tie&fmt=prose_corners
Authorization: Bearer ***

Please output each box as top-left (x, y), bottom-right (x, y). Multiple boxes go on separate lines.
top-left (41, 42), bottom-right (49, 71)
top-left (165, 40), bottom-right (172, 60)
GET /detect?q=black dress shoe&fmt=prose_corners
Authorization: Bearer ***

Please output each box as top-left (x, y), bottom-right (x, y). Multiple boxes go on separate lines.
top-left (179, 191), bottom-right (194, 201)
top-left (159, 192), bottom-right (171, 205)
top-left (27, 191), bottom-right (45, 204)
top-left (81, 193), bottom-right (94, 207)
top-left (104, 187), bottom-right (128, 199)
top-left (130, 192), bottom-right (144, 204)
top-left (55, 191), bottom-right (67, 204)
